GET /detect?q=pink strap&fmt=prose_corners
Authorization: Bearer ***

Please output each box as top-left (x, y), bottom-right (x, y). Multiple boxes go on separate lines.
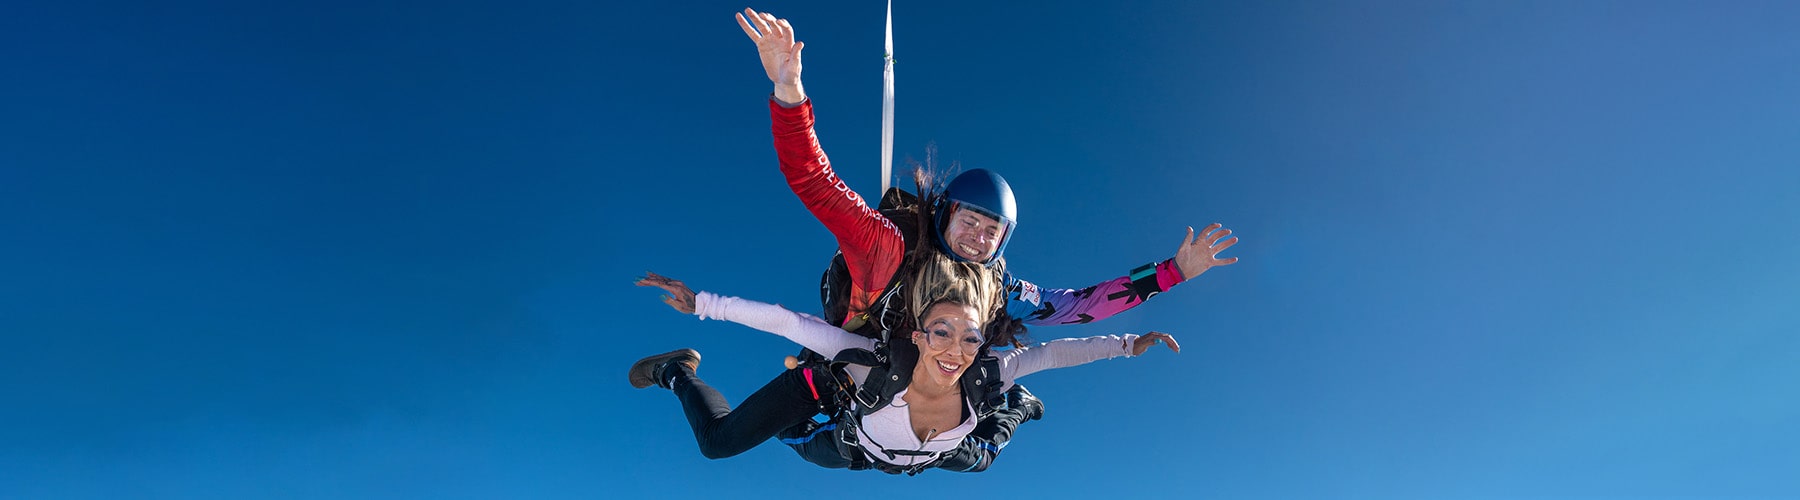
top-left (803, 368), bottom-right (821, 401)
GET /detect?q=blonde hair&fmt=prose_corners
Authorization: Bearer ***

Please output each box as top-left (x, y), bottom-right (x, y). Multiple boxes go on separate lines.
top-left (905, 238), bottom-right (1009, 346)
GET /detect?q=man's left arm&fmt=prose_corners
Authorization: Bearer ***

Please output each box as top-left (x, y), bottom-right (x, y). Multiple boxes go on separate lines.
top-left (1015, 224), bottom-right (1237, 326)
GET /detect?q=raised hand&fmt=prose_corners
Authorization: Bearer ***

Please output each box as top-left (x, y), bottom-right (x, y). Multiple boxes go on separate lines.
top-left (636, 271), bottom-right (697, 314)
top-left (1174, 223), bottom-right (1239, 280)
top-left (735, 8), bottom-right (806, 103)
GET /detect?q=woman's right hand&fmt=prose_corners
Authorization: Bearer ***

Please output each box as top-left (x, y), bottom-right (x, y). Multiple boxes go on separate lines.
top-left (735, 8), bottom-right (806, 104)
top-left (637, 271), bottom-right (697, 314)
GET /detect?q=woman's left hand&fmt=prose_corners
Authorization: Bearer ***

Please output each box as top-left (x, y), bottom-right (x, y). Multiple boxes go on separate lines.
top-left (637, 271), bottom-right (697, 314)
top-left (1130, 331), bottom-right (1180, 356)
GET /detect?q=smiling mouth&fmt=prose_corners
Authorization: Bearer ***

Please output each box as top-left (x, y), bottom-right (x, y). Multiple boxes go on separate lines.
top-left (937, 361), bottom-right (961, 374)
top-left (959, 244), bottom-right (981, 257)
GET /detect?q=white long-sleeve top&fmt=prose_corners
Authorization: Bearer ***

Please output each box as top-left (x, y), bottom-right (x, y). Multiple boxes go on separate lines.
top-left (694, 291), bottom-right (1141, 467)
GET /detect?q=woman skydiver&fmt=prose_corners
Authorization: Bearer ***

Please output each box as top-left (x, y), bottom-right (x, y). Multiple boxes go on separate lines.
top-left (627, 251), bottom-right (1179, 473)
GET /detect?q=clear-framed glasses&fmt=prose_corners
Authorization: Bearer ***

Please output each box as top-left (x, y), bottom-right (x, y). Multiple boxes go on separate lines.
top-left (920, 317), bottom-right (985, 355)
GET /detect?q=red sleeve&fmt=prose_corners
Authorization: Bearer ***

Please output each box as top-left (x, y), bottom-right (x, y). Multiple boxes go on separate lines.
top-left (770, 99), bottom-right (905, 320)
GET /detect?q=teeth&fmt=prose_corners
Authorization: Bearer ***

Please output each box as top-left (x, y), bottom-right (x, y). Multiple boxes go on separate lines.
top-left (938, 361), bottom-right (960, 372)
top-left (960, 244), bottom-right (978, 256)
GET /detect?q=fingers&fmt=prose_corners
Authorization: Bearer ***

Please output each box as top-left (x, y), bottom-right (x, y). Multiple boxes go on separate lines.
top-left (1143, 332), bottom-right (1181, 353)
top-left (664, 295), bottom-right (694, 314)
top-left (636, 271), bottom-right (664, 285)
top-left (636, 272), bottom-right (688, 294)
top-left (752, 10), bottom-right (774, 36)
top-left (1202, 226), bottom-right (1231, 245)
top-left (759, 12), bottom-right (781, 40)
top-left (1184, 224), bottom-right (1233, 248)
top-left (740, 10), bottom-right (801, 50)
top-left (1157, 333), bottom-right (1182, 353)
top-left (737, 11), bottom-right (761, 39)
top-left (1198, 225), bottom-right (1239, 260)
top-left (739, 9), bottom-right (789, 43)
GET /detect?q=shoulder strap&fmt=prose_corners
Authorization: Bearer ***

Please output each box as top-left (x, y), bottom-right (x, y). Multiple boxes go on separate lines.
top-left (847, 339), bottom-right (917, 415)
top-left (876, 186), bottom-right (920, 211)
top-left (818, 217), bottom-right (914, 340)
top-left (961, 353), bottom-right (1006, 418)
top-left (820, 188), bottom-right (929, 341)
top-left (819, 252), bottom-right (853, 328)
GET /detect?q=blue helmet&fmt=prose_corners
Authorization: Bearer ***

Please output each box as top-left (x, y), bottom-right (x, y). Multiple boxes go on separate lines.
top-left (933, 168), bottom-right (1017, 266)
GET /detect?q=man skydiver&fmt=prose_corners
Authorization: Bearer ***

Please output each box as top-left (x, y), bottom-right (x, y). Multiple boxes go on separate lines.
top-left (736, 8), bottom-right (1239, 472)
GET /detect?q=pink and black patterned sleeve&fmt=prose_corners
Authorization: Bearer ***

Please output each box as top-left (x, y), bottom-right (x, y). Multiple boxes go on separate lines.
top-left (1007, 258), bottom-right (1188, 326)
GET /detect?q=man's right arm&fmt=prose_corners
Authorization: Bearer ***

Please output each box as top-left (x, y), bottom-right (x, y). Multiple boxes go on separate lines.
top-left (769, 100), bottom-right (905, 317)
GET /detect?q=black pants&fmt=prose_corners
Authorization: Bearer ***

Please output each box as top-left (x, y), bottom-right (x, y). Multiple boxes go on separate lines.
top-left (667, 364), bottom-right (1033, 472)
top-left (666, 363), bottom-right (821, 460)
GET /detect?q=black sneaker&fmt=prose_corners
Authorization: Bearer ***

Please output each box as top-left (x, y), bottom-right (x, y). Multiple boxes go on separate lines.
top-left (628, 349), bottom-right (702, 389)
top-left (1006, 384), bottom-right (1044, 421)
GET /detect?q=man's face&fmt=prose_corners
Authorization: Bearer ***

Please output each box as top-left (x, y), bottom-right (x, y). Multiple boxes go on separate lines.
top-left (942, 206), bottom-right (1006, 262)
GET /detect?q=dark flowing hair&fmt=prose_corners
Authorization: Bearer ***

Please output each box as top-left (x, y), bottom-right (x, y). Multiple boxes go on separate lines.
top-left (891, 145), bottom-right (1029, 349)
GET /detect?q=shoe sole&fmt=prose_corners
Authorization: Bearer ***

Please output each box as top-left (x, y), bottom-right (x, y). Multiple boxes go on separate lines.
top-left (628, 348), bottom-right (702, 389)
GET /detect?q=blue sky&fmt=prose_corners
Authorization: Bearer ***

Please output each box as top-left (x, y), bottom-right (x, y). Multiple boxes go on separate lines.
top-left (4, 0), bottom-right (1798, 498)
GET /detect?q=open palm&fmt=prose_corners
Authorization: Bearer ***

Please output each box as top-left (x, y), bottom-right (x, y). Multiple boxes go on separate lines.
top-left (736, 9), bottom-right (804, 87)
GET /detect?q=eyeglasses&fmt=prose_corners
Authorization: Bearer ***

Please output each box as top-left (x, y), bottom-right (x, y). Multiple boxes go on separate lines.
top-left (919, 318), bottom-right (985, 355)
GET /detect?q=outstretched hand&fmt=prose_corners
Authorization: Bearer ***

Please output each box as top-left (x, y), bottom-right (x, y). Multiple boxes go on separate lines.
top-left (637, 272), bottom-right (697, 314)
top-left (735, 8), bottom-right (806, 104)
top-left (1174, 223), bottom-right (1240, 280)
top-left (1130, 331), bottom-right (1181, 356)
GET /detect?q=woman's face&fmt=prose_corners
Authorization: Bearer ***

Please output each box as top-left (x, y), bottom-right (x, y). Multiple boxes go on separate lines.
top-left (911, 302), bottom-right (985, 390)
